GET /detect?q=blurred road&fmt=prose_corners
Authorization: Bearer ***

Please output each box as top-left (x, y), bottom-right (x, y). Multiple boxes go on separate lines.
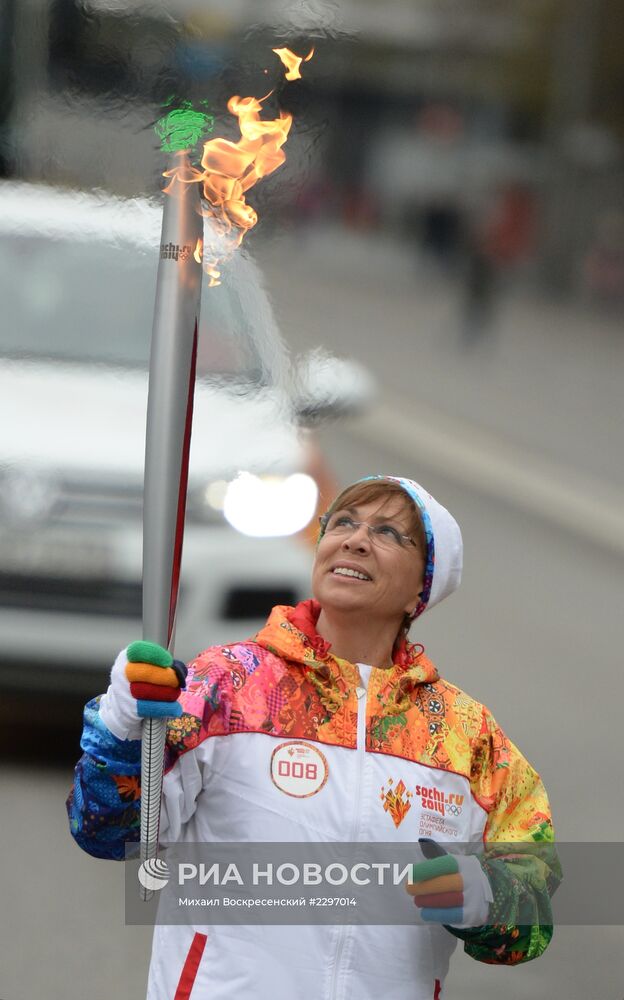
top-left (263, 226), bottom-right (624, 494)
top-left (2, 236), bottom-right (623, 999)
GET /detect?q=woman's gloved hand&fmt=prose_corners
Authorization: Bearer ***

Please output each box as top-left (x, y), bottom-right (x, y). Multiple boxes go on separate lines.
top-left (98, 640), bottom-right (188, 742)
top-left (406, 851), bottom-right (493, 928)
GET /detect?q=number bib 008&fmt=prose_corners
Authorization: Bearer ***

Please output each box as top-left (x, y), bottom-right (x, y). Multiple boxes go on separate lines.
top-left (270, 741), bottom-right (329, 798)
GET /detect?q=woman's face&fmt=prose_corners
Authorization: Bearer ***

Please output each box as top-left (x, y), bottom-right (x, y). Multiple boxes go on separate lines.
top-left (311, 496), bottom-right (425, 625)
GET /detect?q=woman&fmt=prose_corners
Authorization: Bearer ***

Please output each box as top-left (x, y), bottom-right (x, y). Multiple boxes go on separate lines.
top-left (68, 475), bottom-right (559, 1000)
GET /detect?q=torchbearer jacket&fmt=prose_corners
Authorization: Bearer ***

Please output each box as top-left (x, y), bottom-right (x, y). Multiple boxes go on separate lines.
top-left (67, 600), bottom-right (560, 1000)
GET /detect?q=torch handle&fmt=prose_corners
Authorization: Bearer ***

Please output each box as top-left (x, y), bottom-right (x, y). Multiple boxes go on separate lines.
top-left (140, 718), bottom-right (167, 861)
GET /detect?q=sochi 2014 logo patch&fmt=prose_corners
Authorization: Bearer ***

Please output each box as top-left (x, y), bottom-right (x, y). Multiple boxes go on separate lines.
top-left (271, 741), bottom-right (329, 798)
top-left (379, 779), bottom-right (465, 828)
top-left (416, 783), bottom-right (464, 816)
top-left (380, 778), bottom-right (413, 828)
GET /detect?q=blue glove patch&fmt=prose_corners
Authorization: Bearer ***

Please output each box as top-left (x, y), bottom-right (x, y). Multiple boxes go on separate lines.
top-left (137, 700), bottom-right (183, 720)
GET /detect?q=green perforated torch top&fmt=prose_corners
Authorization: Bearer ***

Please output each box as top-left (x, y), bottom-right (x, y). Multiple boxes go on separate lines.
top-left (154, 101), bottom-right (215, 153)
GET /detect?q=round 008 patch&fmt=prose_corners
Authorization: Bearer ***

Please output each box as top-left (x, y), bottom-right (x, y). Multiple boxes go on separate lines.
top-left (270, 741), bottom-right (329, 798)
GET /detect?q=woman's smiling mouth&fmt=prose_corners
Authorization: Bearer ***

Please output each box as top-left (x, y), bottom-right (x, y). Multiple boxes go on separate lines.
top-left (331, 564), bottom-right (372, 581)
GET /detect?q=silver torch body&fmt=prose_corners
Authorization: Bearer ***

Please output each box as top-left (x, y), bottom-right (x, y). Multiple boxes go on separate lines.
top-left (140, 157), bottom-right (203, 898)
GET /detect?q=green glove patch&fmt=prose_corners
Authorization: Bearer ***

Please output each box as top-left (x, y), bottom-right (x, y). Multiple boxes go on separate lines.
top-left (411, 854), bottom-right (459, 883)
top-left (127, 640), bottom-right (173, 668)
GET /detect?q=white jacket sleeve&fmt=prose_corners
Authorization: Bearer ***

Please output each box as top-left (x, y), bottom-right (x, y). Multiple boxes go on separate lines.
top-left (160, 749), bottom-right (205, 842)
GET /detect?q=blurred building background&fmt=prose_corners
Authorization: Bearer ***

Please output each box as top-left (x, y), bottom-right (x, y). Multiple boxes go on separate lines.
top-left (1, 0), bottom-right (623, 307)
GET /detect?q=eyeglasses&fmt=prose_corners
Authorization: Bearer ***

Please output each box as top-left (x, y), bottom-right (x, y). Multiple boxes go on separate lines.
top-left (319, 513), bottom-right (416, 550)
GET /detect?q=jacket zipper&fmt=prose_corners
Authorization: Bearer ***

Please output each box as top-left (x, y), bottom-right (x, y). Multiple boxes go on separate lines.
top-left (328, 674), bottom-right (367, 1000)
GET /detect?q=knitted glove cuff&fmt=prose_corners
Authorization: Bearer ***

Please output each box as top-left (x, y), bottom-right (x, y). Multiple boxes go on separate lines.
top-left (100, 647), bottom-right (143, 742)
top-left (448, 855), bottom-right (493, 929)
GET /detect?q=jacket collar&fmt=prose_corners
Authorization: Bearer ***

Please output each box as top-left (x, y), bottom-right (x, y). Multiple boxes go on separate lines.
top-left (254, 599), bottom-right (439, 691)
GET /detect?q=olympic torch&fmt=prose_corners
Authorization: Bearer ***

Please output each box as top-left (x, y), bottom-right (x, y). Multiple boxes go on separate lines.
top-left (140, 151), bottom-right (203, 898)
top-left (139, 48), bottom-right (315, 898)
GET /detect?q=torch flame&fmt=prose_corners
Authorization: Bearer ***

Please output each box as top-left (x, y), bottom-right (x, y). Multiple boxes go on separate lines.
top-left (162, 156), bottom-right (204, 197)
top-left (272, 46), bottom-right (314, 81)
top-left (193, 238), bottom-right (203, 263)
top-left (162, 47), bottom-right (313, 286)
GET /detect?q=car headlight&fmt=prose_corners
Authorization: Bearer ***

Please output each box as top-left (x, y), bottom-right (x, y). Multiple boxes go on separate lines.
top-left (222, 472), bottom-right (318, 537)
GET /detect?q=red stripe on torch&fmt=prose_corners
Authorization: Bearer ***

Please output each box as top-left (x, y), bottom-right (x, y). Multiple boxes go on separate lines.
top-left (168, 319), bottom-right (198, 640)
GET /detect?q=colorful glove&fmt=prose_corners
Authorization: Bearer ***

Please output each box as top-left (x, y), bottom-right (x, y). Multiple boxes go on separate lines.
top-left (406, 850), bottom-right (493, 928)
top-left (99, 641), bottom-right (187, 742)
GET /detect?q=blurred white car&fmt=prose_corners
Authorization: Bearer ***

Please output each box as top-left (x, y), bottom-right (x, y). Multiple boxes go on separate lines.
top-left (0, 182), bottom-right (373, 693)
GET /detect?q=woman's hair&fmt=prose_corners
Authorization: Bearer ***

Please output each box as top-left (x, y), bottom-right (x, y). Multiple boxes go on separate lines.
top-left (323, 479), bottom-right (427, 561)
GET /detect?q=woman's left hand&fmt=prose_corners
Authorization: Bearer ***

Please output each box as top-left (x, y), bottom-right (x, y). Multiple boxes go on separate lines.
top-left (406, 853), bottom-right (493, 928)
